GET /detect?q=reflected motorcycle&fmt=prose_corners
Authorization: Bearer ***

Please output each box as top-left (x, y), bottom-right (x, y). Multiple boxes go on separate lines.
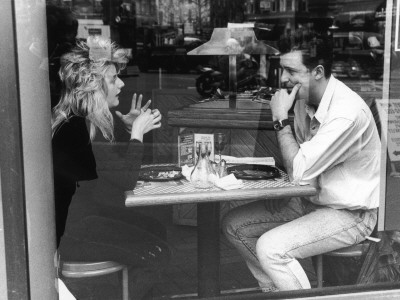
top-left (195, 54), bottom-right (267, 98)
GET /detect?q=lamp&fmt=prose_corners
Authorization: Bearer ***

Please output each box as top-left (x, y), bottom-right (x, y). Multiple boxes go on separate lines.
top-left (187, 27), bottom-right (279, 108)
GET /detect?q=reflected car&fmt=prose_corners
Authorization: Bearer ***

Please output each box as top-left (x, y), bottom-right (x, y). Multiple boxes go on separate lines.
top-left (332, 31), bottom-right (384, 79)
top-left (136, 34), bottom-right (207, 73)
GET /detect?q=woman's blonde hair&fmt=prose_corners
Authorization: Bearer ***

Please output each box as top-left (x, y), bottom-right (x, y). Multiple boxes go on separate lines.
top-left (51, 36), bottom-right (128, 141)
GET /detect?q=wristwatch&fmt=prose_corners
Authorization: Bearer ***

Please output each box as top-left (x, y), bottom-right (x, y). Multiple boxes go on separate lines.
top-left (273, 119), bottom-right (290, 131)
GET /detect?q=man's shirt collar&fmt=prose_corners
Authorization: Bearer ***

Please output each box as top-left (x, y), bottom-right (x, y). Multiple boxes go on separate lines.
top-left (307, 75), bottom-right (337, 124)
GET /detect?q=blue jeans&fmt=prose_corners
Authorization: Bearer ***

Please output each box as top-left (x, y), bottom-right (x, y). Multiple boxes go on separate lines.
top-left (222, 197), bottom-right (377, 291)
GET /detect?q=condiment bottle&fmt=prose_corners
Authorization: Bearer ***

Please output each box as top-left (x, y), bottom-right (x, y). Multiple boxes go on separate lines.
top-left (191, 142), bottom-right (217, 188)
top-left (218, 159), bottom-right (228, 178)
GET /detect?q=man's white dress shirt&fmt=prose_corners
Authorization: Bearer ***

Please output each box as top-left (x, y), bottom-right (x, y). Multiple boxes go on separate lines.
top-left (292, 76), bottom-right (381, 210)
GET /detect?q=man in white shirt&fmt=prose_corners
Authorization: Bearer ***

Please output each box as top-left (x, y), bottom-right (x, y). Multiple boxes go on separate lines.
top-left (222, 37), bottom-right (380, 292)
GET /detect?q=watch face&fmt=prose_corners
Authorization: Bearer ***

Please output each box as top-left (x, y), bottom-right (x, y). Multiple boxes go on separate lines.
top-left (273, 119), bottom-right (289, 131)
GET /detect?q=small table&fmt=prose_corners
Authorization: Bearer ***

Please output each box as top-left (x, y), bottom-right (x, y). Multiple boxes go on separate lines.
top-left (125, 165), bottom-right (317, 297)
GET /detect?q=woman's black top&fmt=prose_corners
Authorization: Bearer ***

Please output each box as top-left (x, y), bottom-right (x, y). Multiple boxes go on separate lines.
top-left (52, 115), bottom-right (98, 185)
top-left (52, 114), bottom-right (143, 243)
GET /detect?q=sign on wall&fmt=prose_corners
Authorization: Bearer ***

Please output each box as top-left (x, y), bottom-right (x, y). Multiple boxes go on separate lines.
top-left (376, 99), bottom-right (400, 163)
top-left (77, 19), bottom-right (110, 40)
top-left (184, 22), bottom-right (195, 35)
top-left (260, 0), bottom-right (271, 12)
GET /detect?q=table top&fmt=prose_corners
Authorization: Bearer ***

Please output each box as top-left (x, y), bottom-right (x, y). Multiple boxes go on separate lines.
top-left (125, 164), bottom-right (317, 207)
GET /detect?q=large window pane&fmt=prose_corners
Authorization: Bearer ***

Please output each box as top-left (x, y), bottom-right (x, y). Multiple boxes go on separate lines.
top-left (38, 0), bottom-right (400, 298)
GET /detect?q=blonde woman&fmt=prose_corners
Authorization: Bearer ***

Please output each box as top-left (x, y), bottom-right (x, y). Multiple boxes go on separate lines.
top-left (52, 36), bottom-right (170, 299)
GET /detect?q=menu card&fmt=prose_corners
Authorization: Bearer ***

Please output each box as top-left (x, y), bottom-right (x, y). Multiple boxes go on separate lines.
top-left (194, 133), bottom-right (215, 162)
top-left (178, 133), bottom-right (194, 167)
top-left (178, 133), bottom-right (215, 167)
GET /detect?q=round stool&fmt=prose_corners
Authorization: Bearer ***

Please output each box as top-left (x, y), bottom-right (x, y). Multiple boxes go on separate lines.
top-left (61, 261), bottom-right (129, 300)
top-left (315, 241), bottom-right (370, 288)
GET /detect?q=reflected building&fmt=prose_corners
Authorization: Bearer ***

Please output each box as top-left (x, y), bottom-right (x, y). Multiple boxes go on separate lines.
top-left (156, 0), bottom-right (211, 36)
top-left (242, 0), bottom-right (387, 79)
top-left (243, 0), bottom-right (386, 37)
top-left (209, 0), bottom-right (246, 28)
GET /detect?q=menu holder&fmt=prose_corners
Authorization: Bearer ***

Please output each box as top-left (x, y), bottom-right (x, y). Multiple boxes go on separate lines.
top-left (178, 133), bottom-right (194, 167)
top-left (194, 133), bottom-right (215, 162)
top-left (178, 133), bottom-right (215, 167)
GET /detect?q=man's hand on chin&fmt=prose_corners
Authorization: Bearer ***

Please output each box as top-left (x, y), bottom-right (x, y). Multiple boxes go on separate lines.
top-left (270, 83), bottom-right (301, 121)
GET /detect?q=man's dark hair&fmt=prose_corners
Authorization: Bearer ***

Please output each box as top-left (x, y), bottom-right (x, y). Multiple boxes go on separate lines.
top-left (279, 33), bottom-right (333, 78)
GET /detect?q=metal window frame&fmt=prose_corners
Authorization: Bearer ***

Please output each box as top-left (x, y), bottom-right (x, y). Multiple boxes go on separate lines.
top-left (0, 1), bottom-right (30, 299)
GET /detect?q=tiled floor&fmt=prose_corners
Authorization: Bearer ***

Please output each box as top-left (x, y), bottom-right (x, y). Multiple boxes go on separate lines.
top-left (62, 213), bottom-right (317, 300)
top-left (150, 221), bottom-right (317, 299)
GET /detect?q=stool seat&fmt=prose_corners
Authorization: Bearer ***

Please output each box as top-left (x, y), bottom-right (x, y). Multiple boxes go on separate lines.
top-left (316, 240), bottom-right (371, 288)
top-left (325, 241), bottom-right (370, 257)
top-left (62, 261), bottom-right (126, 278)
top-left (61, 261), bottom-right (129, 300)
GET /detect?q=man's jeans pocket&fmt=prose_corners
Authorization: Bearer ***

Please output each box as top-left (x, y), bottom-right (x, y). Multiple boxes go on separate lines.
top-left (347, 208), bottom-right (378, 241)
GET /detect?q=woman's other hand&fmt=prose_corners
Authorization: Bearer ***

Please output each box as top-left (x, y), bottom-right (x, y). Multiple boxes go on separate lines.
top-left (130, 108), bottom-right (162, 142)
top-left (115, 93), bottom-right (151, 132)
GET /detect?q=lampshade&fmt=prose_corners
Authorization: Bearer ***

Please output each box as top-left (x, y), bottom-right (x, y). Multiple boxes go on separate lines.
top-left (187, 27), bottom-right (279, 56)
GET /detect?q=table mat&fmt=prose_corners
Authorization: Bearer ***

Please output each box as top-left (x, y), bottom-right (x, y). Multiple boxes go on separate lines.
top-left (134, 164), bottom-right (294, 196)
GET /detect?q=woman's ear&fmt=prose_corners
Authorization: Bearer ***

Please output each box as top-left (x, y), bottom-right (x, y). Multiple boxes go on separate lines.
top-left (313, 65), bottom-right (325, 80)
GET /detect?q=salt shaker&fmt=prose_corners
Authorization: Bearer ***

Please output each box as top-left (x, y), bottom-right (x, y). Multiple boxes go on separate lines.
top-left (218, 159), bottom-right (228, 178)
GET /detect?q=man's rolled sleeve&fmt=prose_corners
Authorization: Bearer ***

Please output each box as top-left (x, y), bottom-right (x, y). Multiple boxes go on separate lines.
top-left (292, 118), bottom-right (356, 185)
top-left (293, 148), bottom-right (308, 185)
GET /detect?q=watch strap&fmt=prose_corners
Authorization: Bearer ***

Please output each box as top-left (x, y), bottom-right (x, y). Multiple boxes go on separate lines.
top-left (273, 119), bottom-right (290, 131)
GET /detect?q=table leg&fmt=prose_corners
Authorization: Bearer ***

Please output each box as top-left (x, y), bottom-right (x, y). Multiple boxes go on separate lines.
top-left (197, 202), bottom-right (221, 297)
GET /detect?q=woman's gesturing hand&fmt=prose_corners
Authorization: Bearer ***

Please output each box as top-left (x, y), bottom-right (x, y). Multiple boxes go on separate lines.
top-left (115, 93), bottom-right (151, 132)
top-left (130, 108), bottom-right (162, 142)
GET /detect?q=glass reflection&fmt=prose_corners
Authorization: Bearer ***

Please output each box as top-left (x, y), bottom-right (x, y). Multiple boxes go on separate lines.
top-left (41, 0), bottom-right (400, 298)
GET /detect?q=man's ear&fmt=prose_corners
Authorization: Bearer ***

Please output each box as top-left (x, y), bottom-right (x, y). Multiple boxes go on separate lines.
top-left (313, 65), bottom-right (325, 80)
